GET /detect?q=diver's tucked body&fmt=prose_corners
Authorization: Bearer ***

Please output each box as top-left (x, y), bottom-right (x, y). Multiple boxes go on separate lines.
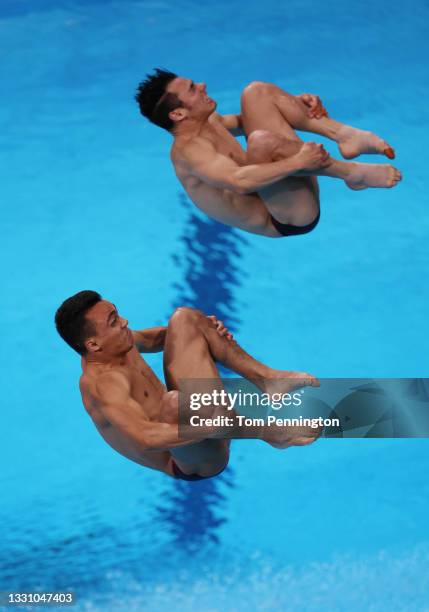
top-left (56, 292), bottom-right (322, 481)
top-left (136, 70), bottom-right (401, 237)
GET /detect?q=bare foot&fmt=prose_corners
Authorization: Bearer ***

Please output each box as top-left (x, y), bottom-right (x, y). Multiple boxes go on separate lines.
top-left (345, 162), bottom-right (402, 190)
top-left (337, 125), bottom-right (395, 160)
top-left (262, 371), bottom-right (322, 447)
top-left (263, 370), bottom-right (320, 395)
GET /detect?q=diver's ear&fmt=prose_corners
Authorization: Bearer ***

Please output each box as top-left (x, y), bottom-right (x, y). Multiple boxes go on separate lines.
top-left (169, 107), bottom-right (188, 124)
top-left (85, 338), bottom-right (101, 353)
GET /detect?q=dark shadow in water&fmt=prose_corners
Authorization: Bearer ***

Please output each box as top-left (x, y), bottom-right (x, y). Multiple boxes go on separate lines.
top-left (155, 193), bottom-right (248, 552)
top-left (171, 193), bottom-right (246, 333)
top-left (0, 196), bottom-right (248, 587)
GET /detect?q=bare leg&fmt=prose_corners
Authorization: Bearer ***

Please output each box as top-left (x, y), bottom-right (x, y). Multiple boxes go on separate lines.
top-left (242, 86), bottom-right (401, 226)
top-left (248, 130), bottom-right (402, 207)
top-left (163, 308), bottom-right (320, 476)
top-left (239, 88), bottom-right (321, 227)
top-left (241, 81), bottom-right (396, 160)
top-left (164, 307), bottom-right (317, 394)
top-left (246, 129), bottom-right (401, 226)
top-left (246, 131), bottom-right (321, 226)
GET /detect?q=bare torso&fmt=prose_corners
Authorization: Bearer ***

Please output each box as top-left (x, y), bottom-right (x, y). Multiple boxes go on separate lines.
top-left (80, 347), bottom-right (174, 475)
top-left (171, 113), bottom-right (271, 233)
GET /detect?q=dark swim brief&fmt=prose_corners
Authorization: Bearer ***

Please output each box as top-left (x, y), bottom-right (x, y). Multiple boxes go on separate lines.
top-left (270, 210), bottom-right (320, 237)
top-left (171, 461), bottom-right (226, 481)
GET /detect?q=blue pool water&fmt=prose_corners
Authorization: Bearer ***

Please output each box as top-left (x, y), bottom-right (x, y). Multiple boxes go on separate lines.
top-left (1, 1), bottom-right (429, 610)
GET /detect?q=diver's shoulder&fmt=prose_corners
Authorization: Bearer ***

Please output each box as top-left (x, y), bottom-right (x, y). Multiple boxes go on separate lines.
top-left (80, 367), bottom-right (130, 400)
top-left (173, 134), bottom-right (215, 164)
top-left (79, 375), bottom-right (110, 426)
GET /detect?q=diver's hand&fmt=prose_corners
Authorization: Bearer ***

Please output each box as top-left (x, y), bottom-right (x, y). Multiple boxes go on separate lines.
top-left (298, 93), bottom-right (328, 119)
top-left (207, 315), bottom-right (233, 340)
top-left (295, 142), bottom-right (330, 171)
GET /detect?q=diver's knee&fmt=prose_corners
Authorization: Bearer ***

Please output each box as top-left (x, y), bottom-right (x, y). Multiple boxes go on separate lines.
top-left (247, 129), bottom-right (280, 164)
top-left (247, 129), bottom-right (276, 148)
top-left (169, 306), bottom-right (204, 328)
top-left (242, 80), bottom-right (273, 100)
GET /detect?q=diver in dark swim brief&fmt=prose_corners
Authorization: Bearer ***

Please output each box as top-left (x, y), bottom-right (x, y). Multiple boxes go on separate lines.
top-left (171, 460), bottom-right (226, 481)
top-left (269, 211), bottom-right (320, 237)
top-left (56, 292), bottom-right (321, 482)
top-left (134, 70), bottom-right (401, 239)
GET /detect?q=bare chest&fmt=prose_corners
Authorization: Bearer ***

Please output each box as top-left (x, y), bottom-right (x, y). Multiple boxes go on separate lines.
top-left (82, 356), bottom-right (165, 424)
top-left (127, 359), bottom-right (166, 418)
top-left (207, 126), bottom-right (247, 165)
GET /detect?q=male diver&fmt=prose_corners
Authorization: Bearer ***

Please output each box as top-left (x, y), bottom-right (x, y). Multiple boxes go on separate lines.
top-left (135, 69), bottom-right (401, 237)
top-left (55, 291), bottom-right (321, 480)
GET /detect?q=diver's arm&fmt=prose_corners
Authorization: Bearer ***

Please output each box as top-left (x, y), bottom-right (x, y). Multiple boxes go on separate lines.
top-left (180, 137), bottom-right (329, 195)
top-left (96, 373), bottom-right (213, 451)
top-left (96, 371), bottom-right (304, 451)
top-left (132, 327), bottom-right (167, 353)
top-left (133, 317), bottom-right (232, 353)
top-left (220, 113), bottom-right (245, 136)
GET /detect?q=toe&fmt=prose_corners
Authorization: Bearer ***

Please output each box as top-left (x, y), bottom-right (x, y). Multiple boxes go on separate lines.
top-left (384, 146), bottom-right (395, 159)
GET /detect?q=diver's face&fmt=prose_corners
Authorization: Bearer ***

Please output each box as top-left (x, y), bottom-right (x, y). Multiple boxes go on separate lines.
top-left (84, 300), bottom-right (134, 356)
top-left (167, 76), bottom-right (216, 122)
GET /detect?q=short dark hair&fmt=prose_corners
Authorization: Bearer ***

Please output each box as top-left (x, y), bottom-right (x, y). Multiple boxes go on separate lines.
top-left (135, 68), bottom-right (182, 131)
top-left (55, 290), bottom-right (102, 355)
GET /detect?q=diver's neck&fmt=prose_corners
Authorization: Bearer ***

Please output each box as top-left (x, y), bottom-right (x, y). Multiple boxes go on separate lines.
top-left (83, 350), bottom-right (131, 369)
top-left (173, 116), bottom-right (210, 140)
